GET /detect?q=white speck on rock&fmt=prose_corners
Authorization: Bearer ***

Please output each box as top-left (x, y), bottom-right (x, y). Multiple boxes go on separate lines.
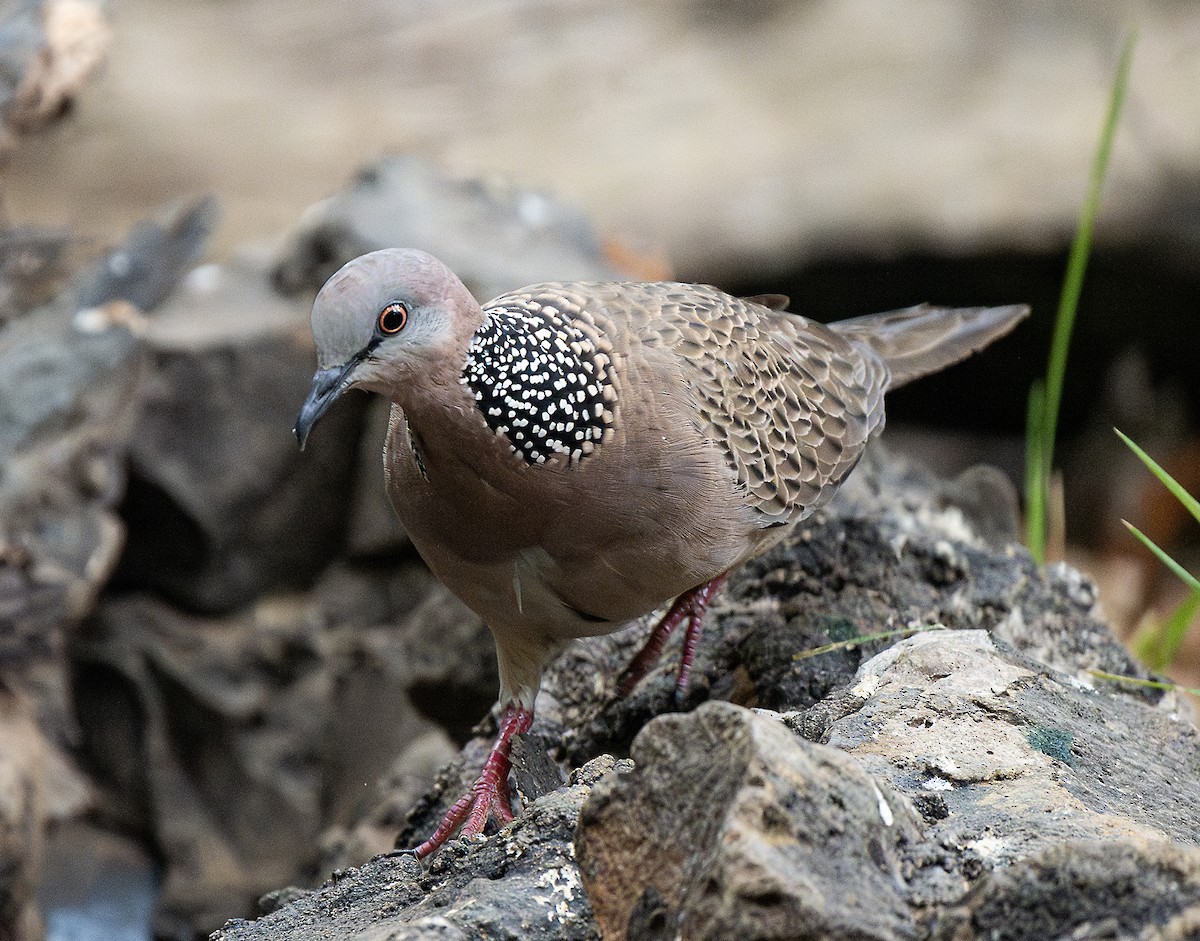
top-left (107, 251), bottom-right (131, 277)
top-left (533, 865), bottom-right (582, 923)
top-left (872, 782), bottom-right (894, 826)
top-left (184, 262), bottom-right (222, 293)
top-left (968, 835), bottom-right (1008, 860)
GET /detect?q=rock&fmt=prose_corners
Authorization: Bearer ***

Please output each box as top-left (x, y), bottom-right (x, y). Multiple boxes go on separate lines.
top-left (1, 283), bottom-right (133, 744)
top-left (0, 684), bottom-right (49, 941)
top-left (928, 464), bottom-right (1021, 550)
top-left (315, 730), bottom-right (459, 877)
top-left (0, 296), bottom-right (139, 738)
top-left (576, 700), bottom-right (920, 941)
top-left (394, 583), bottom-right (497, 744)
top-left (574, 629), bottom-right (1200, 940)
top-left (210, 755), bottom-right (625, 941)
top-left (112, 253), bottom-right (366, 612)
top-left (0, 198), bottom-right (220, 941)
top-left (37, 821), bottom-right (157, 941)
top-left (272, 154), bottom-right (622, 303)
top-left (931, 838), bottom-right (1200, 941)
top-left (0, 684), bottom-right (88, 941)
top-left (817, 629), bottom-right (1200, 916)
top-left (68, 557), bottom-right (494, 936)
top-left (0, 198), bottom-right (213, 742)
top-left (74, 591), bottom-right (354, 934)
top-left (72, 195), bottom-right (218, 315)
top-left (0, 225), bottom-right (79, 326)
top-left (0, 0), bottom-right (110, 152)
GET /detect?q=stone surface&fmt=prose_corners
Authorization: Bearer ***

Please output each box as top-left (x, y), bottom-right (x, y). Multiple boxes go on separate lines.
top-left (572, 629), bottom-right (1200, 940)
top-left (210, 756), bottom-right (625, 941)
top-left (821, 630), bottom-right (1200, 862)
top-left (273, 154), bottom-right (623, 304)
top-left (0, 198), bottom-right (222, 940)
top-left (577, 701), bottom-right (920, 941)
top-left (70, 558), bottom-right (445, 936)
top-left (0, 0), bottom-right (110, 153)
top-left (0, 685), bottom-right (49, 941)
top-left (112, 253), bottom-right (366, 612)
top-left (0, 226), bottom-right (79, 326)
top-left (0, 297), bottom-right (139, 734)
top-left (931, 839), bottom-right (1200, 941)
top-left (0, 198), bottom-right (212, 746)
top-left (37, 821), bottom-right (157, 941)
top-left (813, 629), bottom-right (1200, 933)
top-left (72, 194), bottom-right (217, 314)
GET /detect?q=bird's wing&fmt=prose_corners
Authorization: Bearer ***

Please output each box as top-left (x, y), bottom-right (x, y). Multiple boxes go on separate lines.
top-left (483, 281), bottom-right (888, 525)
top-left (606, 282), bottom-right (889, 525)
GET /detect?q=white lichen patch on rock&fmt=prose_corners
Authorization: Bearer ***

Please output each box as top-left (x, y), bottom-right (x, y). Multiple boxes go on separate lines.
top-left (532, 866), bottom-right (583, 924)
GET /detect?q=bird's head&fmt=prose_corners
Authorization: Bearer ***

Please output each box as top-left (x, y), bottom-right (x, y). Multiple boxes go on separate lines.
top-left (294, 248), bottom-right (478, 449)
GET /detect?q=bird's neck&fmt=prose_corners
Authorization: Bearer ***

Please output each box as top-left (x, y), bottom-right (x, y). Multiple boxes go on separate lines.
top-left (455, 303), bottom-right (618, 466)
top-left (382, 315), bottom-right (501, 482)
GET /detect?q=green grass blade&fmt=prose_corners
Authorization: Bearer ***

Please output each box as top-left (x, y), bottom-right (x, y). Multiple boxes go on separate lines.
top-left (1025, 380), bottom-right (1047, 561)
top-left (1122, 520), bottom-right (1200, 592)
top-left (1088, 668), bottom-right (1200, 698)
top-left (1133, 588), bottom-right (1200, 671)
top-left (1039, 32), bottom-right (1137, 477)
top-left (1115, 427), bottom-right (1200, 525)
top-left (792, 622), bottom-right (946, 661)
top-left (1026, 30), bottom-right (1136, 560)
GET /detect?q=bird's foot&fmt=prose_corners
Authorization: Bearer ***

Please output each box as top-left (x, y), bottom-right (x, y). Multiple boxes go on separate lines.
top-left (407, 703), bottom-right (533, 859)
top-left (617, 575), bottom-right (726, 700)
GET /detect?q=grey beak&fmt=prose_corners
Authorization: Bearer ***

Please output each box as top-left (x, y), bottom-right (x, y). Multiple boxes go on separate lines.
top-left (295, 363), bottom-right (353, 450)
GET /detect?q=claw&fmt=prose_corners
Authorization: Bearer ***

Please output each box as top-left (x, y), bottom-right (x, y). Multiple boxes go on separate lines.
top-left (407, 703), bottom-right (533, 859)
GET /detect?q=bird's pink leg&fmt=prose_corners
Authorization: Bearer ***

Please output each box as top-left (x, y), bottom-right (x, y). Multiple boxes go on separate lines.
top-left (617, 575), bottom-right (726, 698)
top-left (409, 702), bottom-right (533, 859)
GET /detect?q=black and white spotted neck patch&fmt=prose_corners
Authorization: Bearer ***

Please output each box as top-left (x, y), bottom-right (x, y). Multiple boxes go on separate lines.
top-left (461, 300), bottom-right (616, 464)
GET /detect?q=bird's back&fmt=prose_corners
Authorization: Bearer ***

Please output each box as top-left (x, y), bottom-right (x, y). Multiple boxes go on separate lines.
top-left (481, 280), bottom-right (889, 528)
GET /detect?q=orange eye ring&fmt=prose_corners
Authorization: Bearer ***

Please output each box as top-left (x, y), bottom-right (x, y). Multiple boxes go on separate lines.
top-left (378, 302), bottom-right (408, 335)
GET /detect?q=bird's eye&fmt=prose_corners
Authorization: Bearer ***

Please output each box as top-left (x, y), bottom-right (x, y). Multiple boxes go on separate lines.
top-left (378, 302), bottom-right (408, 335)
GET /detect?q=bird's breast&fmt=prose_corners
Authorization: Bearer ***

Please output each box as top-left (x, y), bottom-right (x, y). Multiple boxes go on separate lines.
top-left (383, 389), bottom-right (763, 639)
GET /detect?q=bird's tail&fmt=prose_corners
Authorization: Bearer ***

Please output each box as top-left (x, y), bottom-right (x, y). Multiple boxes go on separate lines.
top-left (830, 303), bottom-right (1030, 389)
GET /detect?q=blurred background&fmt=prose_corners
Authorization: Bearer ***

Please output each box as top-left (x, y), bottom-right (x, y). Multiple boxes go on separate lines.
top-left (0, 1), bottom-right (1198, 939)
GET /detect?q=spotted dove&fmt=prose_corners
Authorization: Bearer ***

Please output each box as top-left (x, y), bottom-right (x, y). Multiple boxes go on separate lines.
top-left (294, 248), bottom-right (1028, 857)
